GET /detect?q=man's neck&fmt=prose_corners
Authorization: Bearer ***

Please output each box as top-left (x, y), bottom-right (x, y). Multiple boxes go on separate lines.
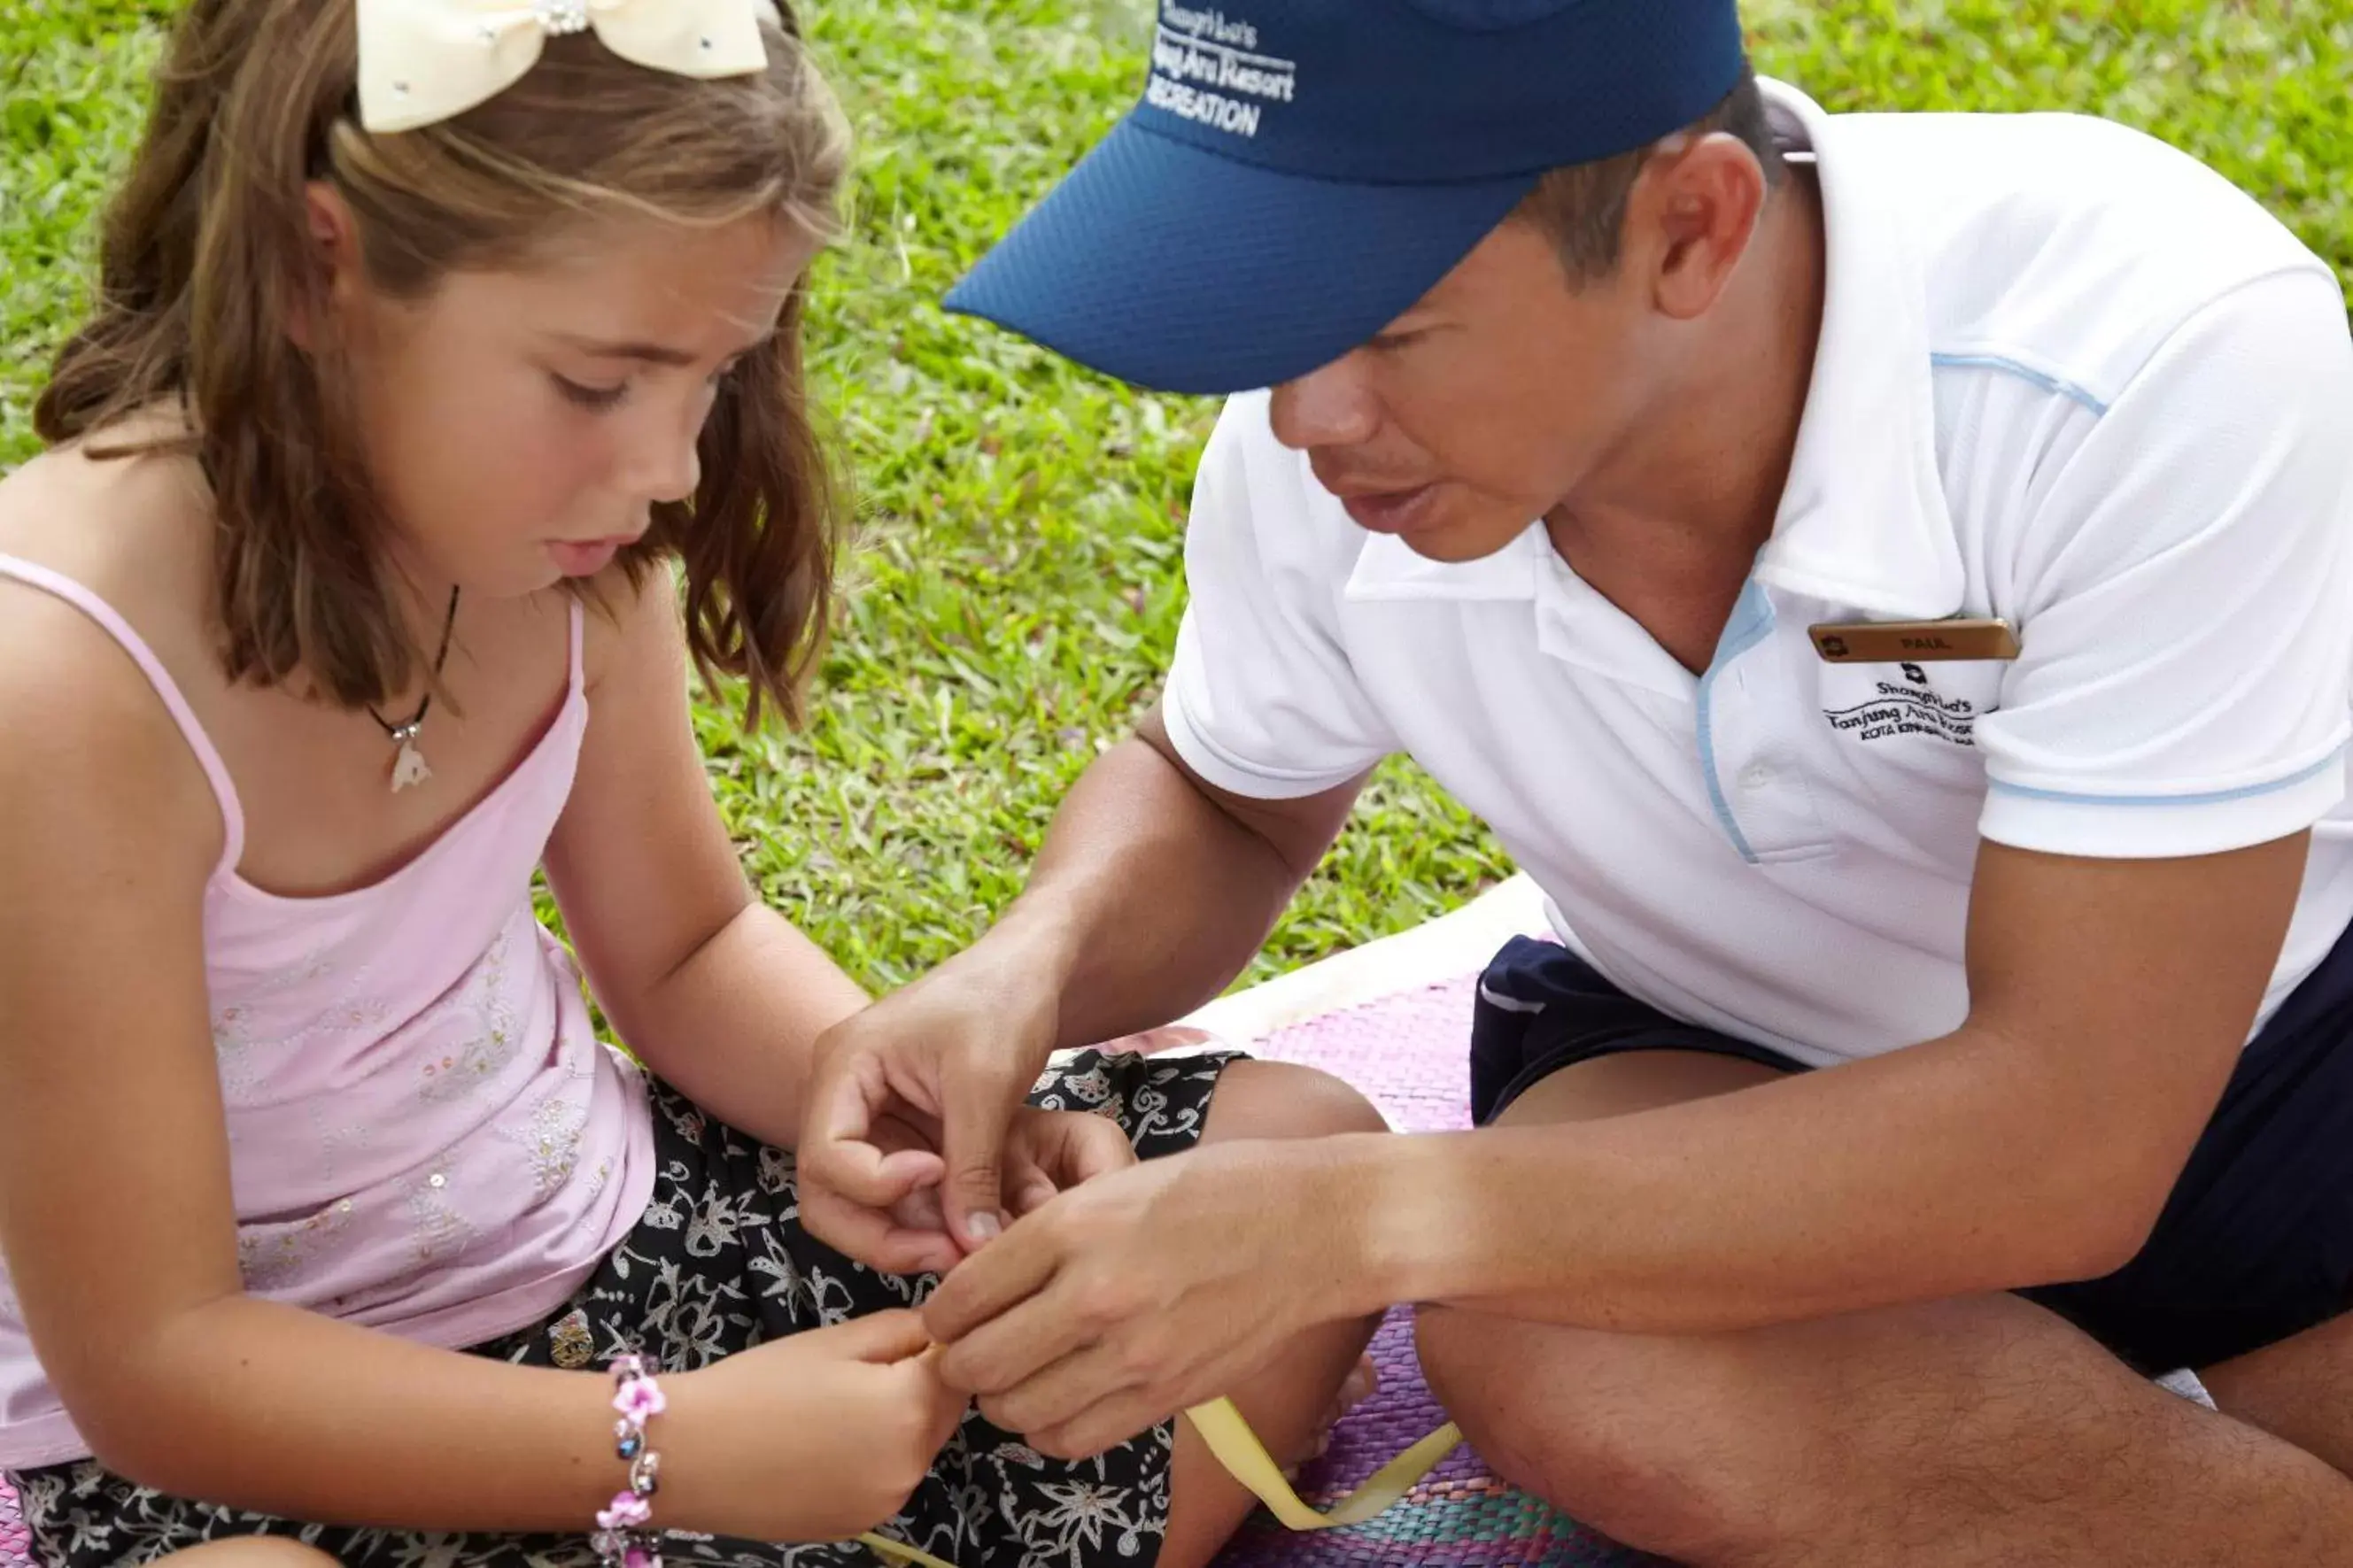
top-left (1547, 166), bottom-right (1829, 588)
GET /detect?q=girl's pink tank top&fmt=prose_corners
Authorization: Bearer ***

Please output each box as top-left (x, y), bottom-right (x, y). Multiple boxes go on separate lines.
top-left (0, 555), bottom-right (656, 1466)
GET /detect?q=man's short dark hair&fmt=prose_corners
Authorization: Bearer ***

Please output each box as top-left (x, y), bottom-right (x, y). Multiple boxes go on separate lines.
top-left (1515, 66), bottom-right (1783, 285)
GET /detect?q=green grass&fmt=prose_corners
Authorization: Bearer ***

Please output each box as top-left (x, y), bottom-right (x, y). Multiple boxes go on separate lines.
top-left (5, 0), bottom-right (2351, 993)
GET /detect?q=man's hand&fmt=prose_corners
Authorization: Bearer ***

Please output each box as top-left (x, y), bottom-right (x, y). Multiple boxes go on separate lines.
top-left (920, 1137), bottom-right (1381, 1459)
top-left (799, 723), bottom-right (1358, 1273)
top-left (799, 955), bottom-right (1065, 1273)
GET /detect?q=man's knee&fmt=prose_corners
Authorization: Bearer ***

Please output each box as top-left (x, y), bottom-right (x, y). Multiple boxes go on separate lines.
top-left (1415, 1303), bottom-right (1784, 1560)
top-left (2203, 1308), bottom-right (2353, 1478)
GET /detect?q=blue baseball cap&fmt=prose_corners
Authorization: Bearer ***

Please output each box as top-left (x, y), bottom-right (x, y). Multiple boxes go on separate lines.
top-left (945, 0), bottom-right (1747, 395)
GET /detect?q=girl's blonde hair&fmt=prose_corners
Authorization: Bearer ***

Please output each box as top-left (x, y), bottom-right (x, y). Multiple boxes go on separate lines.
top-left (35, 0), bottom-right (852, 725)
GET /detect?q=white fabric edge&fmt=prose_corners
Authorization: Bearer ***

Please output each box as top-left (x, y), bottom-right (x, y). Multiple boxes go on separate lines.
top-left (1167, 873), bottom-right (1550, 1049)
top-left (2153, 1367), bottom-right (2219, 1411)
top-left (1157, 686), bottom-right (1373, 803)
top-left (1979, 765), bottom-right (2347, 860)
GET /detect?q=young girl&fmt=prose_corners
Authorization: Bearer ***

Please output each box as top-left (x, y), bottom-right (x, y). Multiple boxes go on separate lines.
top-left (0, 3), bottom-right (1382, 1564)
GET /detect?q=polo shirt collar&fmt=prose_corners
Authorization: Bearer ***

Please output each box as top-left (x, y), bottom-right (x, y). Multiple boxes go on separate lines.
top-left (1752, 80), bottom-right (1964, 621)
top-left (1346, 527), bottom-right (1699, 698)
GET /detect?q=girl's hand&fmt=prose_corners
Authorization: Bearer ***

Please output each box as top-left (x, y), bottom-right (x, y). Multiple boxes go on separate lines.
top-left (664, 1310), bottom-right (968, 1543)
top-left (1005, 1106), bottom-right (1141, 1216)
top-left (863, 1108), bottom-right (1140, 1264)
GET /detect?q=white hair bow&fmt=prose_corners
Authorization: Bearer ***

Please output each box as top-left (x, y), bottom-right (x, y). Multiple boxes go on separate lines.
top-left (357, 0), bottom-right (770, 135)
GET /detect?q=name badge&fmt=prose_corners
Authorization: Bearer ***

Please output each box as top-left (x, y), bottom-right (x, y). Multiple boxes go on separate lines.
top-left (1808, 617), bottom-right (2020, 664)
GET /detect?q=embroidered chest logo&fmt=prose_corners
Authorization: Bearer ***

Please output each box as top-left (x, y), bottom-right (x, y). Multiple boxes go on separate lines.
top-left (1823, 664), bottom-right (1979, 748)
top-left (1149, 7), bottom-right (1296, 138)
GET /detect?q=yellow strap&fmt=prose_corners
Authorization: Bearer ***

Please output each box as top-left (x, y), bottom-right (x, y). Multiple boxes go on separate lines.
top-left (1179, 1396), bottom-right (1463, 1532)
top-left (855, 1530), bottom-right (962, 1568)
top-left (855, 1397), bottom-right (1462, 1565)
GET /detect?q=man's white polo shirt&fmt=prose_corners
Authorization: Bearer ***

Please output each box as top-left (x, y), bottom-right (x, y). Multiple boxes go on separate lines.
top-left (1159, 81), bottom-right (2353, 1067)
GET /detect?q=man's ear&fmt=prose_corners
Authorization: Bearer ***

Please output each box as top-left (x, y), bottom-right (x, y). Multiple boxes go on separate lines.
top-left (1622, 133), bottom-right (1769, 323)
top-left (288, 182), bottom-right (364, 352)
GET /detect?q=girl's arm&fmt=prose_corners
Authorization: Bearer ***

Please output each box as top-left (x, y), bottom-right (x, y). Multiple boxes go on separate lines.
top-left (0, 591), bottom-right (944, 1539)
top-left (541, 568), bottom-right (867, 1150)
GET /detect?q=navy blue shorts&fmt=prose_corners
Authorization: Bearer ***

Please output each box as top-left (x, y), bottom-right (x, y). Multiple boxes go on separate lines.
top-left (1469, 922), bottom-right (2353, 1374)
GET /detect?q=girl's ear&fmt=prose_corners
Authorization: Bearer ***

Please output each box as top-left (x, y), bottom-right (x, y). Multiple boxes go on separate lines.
top-left (290, 182), bottom-right (363, 352)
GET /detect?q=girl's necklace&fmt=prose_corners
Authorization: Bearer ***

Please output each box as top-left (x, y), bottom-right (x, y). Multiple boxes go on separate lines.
top-left (369, 586), bottom-right (460, 794)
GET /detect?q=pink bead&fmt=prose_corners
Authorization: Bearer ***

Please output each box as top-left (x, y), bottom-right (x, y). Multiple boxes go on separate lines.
top-left (595, 1491), bottom-right (653, 1531)
top-left (624, 1549), bottom-right (660, 1568)
top-left (612, 1376), bottom-right (668, 1423)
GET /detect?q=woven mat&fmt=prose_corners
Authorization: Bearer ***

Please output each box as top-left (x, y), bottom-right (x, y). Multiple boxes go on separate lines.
top-left (1209, 976), bottom-right (1665, 1568)
top-left (0, 1478), bottom-right (27, 1568)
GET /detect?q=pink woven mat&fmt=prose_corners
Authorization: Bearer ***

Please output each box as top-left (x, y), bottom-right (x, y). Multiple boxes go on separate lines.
top-left (0, 1476), bottom-right (27, 1568)
top-left (1209, 977), bottom-right (1662, 1568)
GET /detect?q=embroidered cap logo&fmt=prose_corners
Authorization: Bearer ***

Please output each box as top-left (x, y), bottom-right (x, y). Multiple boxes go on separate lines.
top-left (1147, 4), bottom-right (1296, 139)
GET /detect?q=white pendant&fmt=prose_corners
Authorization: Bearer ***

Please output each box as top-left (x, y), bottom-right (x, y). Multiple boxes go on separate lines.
top-left (391, 738), bottom-right (433, 793)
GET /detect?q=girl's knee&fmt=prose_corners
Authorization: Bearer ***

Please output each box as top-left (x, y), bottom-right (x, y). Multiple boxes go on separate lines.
top-left (156, 1540), bottom-right (343, 1567)
top-left (1205, 1058), bottom-right (1388, 1143)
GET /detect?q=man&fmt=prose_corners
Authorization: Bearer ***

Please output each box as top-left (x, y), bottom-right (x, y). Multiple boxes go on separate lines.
top-left (802, 1), bottom-right (2353, 1560)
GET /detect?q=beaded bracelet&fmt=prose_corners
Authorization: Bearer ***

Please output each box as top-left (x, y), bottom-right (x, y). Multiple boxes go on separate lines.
top-left (592, 1353), bottom-right (666, 1568)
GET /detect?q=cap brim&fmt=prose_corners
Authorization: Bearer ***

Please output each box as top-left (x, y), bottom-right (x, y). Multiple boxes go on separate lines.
top-left (945, 119), bottom-right (1537, 396)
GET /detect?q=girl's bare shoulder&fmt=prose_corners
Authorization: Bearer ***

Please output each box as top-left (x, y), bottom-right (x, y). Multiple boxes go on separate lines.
top-left (0, 433), bottom-right (228, 856)
top-left (0, 423), bottom-right (217, 649)
top-left (2, 421), bottom-right (215, 620)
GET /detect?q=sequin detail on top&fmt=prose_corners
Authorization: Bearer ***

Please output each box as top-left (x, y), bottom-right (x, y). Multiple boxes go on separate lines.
top-left (0, 557), bottom-right (655, 1467)
top-left (415, 923), bottom-right (524, 1104)
top-left (499, 1084), bottom-right (593, 1197)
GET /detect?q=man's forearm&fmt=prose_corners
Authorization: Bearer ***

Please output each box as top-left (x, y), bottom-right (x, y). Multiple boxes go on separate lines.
top-left (982, 733), bottom-right (1310, 1050)
top-left (1307, 838), bottom-right (2292, 1335)
top-left (1338, 1025), bottom-right (2204, 1332)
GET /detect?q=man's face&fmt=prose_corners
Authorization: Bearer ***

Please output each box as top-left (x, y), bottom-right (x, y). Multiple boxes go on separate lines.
top-left (1266, 218), bottom-right (1668, 563)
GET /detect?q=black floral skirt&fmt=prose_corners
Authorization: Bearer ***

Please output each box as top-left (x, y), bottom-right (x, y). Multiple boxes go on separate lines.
top-left (10, 1048), bottom-right (1238, 1568)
